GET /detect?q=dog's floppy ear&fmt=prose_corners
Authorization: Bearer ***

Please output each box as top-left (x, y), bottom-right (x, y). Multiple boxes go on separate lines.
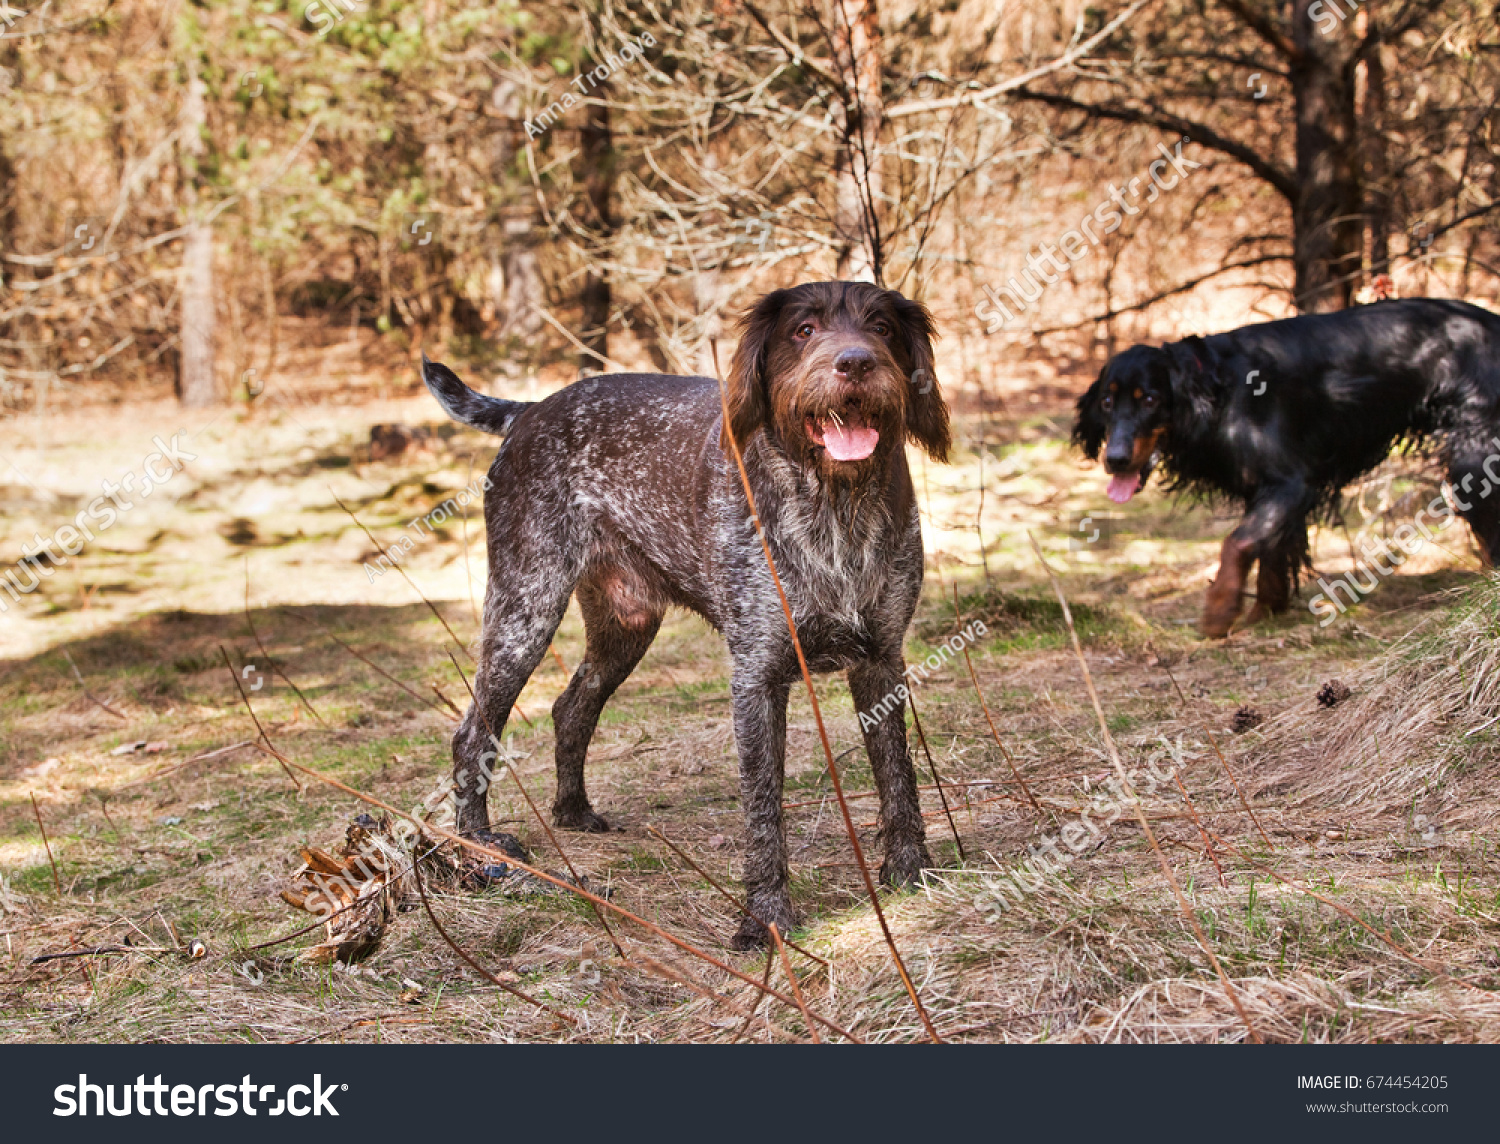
top-left (721, 288), bottom-right (789, 454)
top-left (1072, 362), bottom-right (1111, 461)
top-left (891, 292), bottom-right (951, 463)
top-left (1164, 335), bottom-right (1217, 423)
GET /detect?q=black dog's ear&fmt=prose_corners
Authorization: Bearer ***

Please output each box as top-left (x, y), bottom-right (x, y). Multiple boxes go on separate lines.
top-left (890, 292), bottom-right (951, 463)
top-left (721, 289), bottom-right (789, 454)
top-left (1164, 336), bottom-right (1216, 422)
top-left (1072, 362), bottom-right (1111, 461)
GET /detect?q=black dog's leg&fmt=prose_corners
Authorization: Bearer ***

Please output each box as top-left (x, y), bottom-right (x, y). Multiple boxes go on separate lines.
top-left (848, 658), bottom-right (931, 885)
top-left (1246, 541), bottom-right (1296, 623)
top-left (729, 671), bottom-right (794, 950)
top-left (1204, 487), bottom-right (1308, 637)
top-left (1449, 452), bottom-right (1500, 565)
top-left (551, 580), bottom-right (662, 833)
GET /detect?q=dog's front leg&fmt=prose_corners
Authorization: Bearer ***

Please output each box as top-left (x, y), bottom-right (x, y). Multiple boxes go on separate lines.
top-left (848, 658), bottom-right (932, 886)
top-left (729, 671), bottom-right (794, 950)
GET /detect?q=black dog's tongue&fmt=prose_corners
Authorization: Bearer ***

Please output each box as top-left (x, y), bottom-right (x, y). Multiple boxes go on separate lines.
top-left (1108, 471), bottom-right (1141, 503)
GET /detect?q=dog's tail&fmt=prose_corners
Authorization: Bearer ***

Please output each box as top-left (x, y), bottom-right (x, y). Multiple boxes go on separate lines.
top-left (420, 355), bottom-right (529, 436)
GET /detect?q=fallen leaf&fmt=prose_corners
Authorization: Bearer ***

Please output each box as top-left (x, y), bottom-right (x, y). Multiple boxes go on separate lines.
top-left (111, 741), bottom-right (148, 756)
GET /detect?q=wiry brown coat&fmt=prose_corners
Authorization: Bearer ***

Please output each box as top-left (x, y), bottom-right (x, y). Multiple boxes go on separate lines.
top-left (421, 281), bottom-right (950, 947)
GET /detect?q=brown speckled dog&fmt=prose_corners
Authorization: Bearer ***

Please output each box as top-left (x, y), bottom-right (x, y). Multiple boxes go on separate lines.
top-left (421, 281), bottom-right (950, 948)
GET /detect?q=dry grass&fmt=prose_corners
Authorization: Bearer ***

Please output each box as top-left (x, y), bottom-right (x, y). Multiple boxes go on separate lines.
top-left (2, 365), bottom-right (1499, 1043)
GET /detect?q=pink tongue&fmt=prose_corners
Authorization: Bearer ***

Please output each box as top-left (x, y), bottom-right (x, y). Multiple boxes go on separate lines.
top-left (1107, 472), bottom-right (1141, 504)
top-left (823, 421), bottom-right (880, 461)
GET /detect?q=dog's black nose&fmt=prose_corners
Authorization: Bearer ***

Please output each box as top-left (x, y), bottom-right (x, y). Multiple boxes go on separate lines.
top-left (834, 348), bottom-right (876, 380)
top-left (1104, 443), bottom-right (1135, 473)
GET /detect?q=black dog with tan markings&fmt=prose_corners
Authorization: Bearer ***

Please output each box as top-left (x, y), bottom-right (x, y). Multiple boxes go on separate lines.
top-left (421, 281), bottom-right (950, 948)
top-left (1074, 299), bottom-right (1500, 636)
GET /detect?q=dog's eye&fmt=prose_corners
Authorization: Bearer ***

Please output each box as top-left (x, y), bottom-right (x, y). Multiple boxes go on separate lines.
top-left (1101, 395), bottom-right (1114, 413)
top-left (794, 323), bottom-right (815, 339)
top-left (872, 321), bottom-right (891, 337)
top-left (1143, 393), bottom-right (1158, 407)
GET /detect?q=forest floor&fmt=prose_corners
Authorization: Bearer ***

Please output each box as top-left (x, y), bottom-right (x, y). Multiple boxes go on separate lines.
top-left (3, 335), bottom-right (1499, 1043)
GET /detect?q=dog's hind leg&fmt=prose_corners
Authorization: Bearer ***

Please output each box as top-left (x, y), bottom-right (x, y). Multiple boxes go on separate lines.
top-left (1448, 452), bottom-right (1500, 565)
top-left (550, 576), bottom-right (663, 833)
top-left (1245, 540), bottom-right (1298, 624)
top-left (451, 549), bottom-right (581, 839)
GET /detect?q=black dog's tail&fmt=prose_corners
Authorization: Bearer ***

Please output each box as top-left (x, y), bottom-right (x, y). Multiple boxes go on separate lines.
top-left (421, 355), bottom-right (529, 436)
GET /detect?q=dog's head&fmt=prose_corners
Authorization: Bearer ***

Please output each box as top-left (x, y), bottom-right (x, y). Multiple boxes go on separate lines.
top-left (722, 281), bottom-right (950, 476)
top-left (1073, 336), bottom-right (1210, 503)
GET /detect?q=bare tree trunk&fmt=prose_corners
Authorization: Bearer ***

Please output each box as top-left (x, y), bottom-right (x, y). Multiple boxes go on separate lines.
top-left (179, 52), bottom-right (217, 408)
top-left (489, 80), bottom-right (545, 354)
top-left (833, 0), bottom-right (884, 283)
top-left (577, 77), bottom-right (613, 372)
top-left (1291, 0), bottom-right (1361, 312)
top-left (1357, 9), bottom-right (1390, 281)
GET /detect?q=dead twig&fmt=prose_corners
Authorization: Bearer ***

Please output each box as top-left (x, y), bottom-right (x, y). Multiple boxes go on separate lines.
top-left (244, 561), bottom-right (327, 726)
top-left (289, 611), bottom-right (454, 720)
top-left (30, 793), bottom-right (61, 895)
top-left (635, 954), bottom-right (810, 1044)
top-left (1027, 533), bottom-right (1262, 1045)
top-left (905, 691), bottom-right (966, 860)
top-left (117, 739), bottom-right (255, 791)
top-left (333, 491), bottom-right (473, 659)
top-left (951, 586), bottom-right (1040, 811)
top-left (1171, 770), bottom-right (1228, 889)
top-left (645, 824), bottom-right (829, 967)
top-left (61, 648), bottom-right (126, 720)
top-left (410, 847), bottom-right (579, 1026)
top-left (713, 341), bottom-right (940, 1043)
top-left (218, 646), bottom-right (302, 791)
top-left (769, 923), bottom-right (819, 1043)
top-left (734, 947), bottom-right (777, 1043)
top-left (254, 743), bottom-right (863, 1042)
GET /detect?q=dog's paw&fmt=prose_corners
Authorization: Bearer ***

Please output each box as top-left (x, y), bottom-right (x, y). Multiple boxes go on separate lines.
top-left (552, 804), bottom-right (611, 833)
top-left (1242, 602), bottom-right (1275, 627)
top-left (1199, 608), bottom-right (1237, 639)
top-left (730, 905), bottom-right (796, 951)
top-left (730, 917), bottom-right (769, 951)
top-left (465, 827), bottom-right (532, 863)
